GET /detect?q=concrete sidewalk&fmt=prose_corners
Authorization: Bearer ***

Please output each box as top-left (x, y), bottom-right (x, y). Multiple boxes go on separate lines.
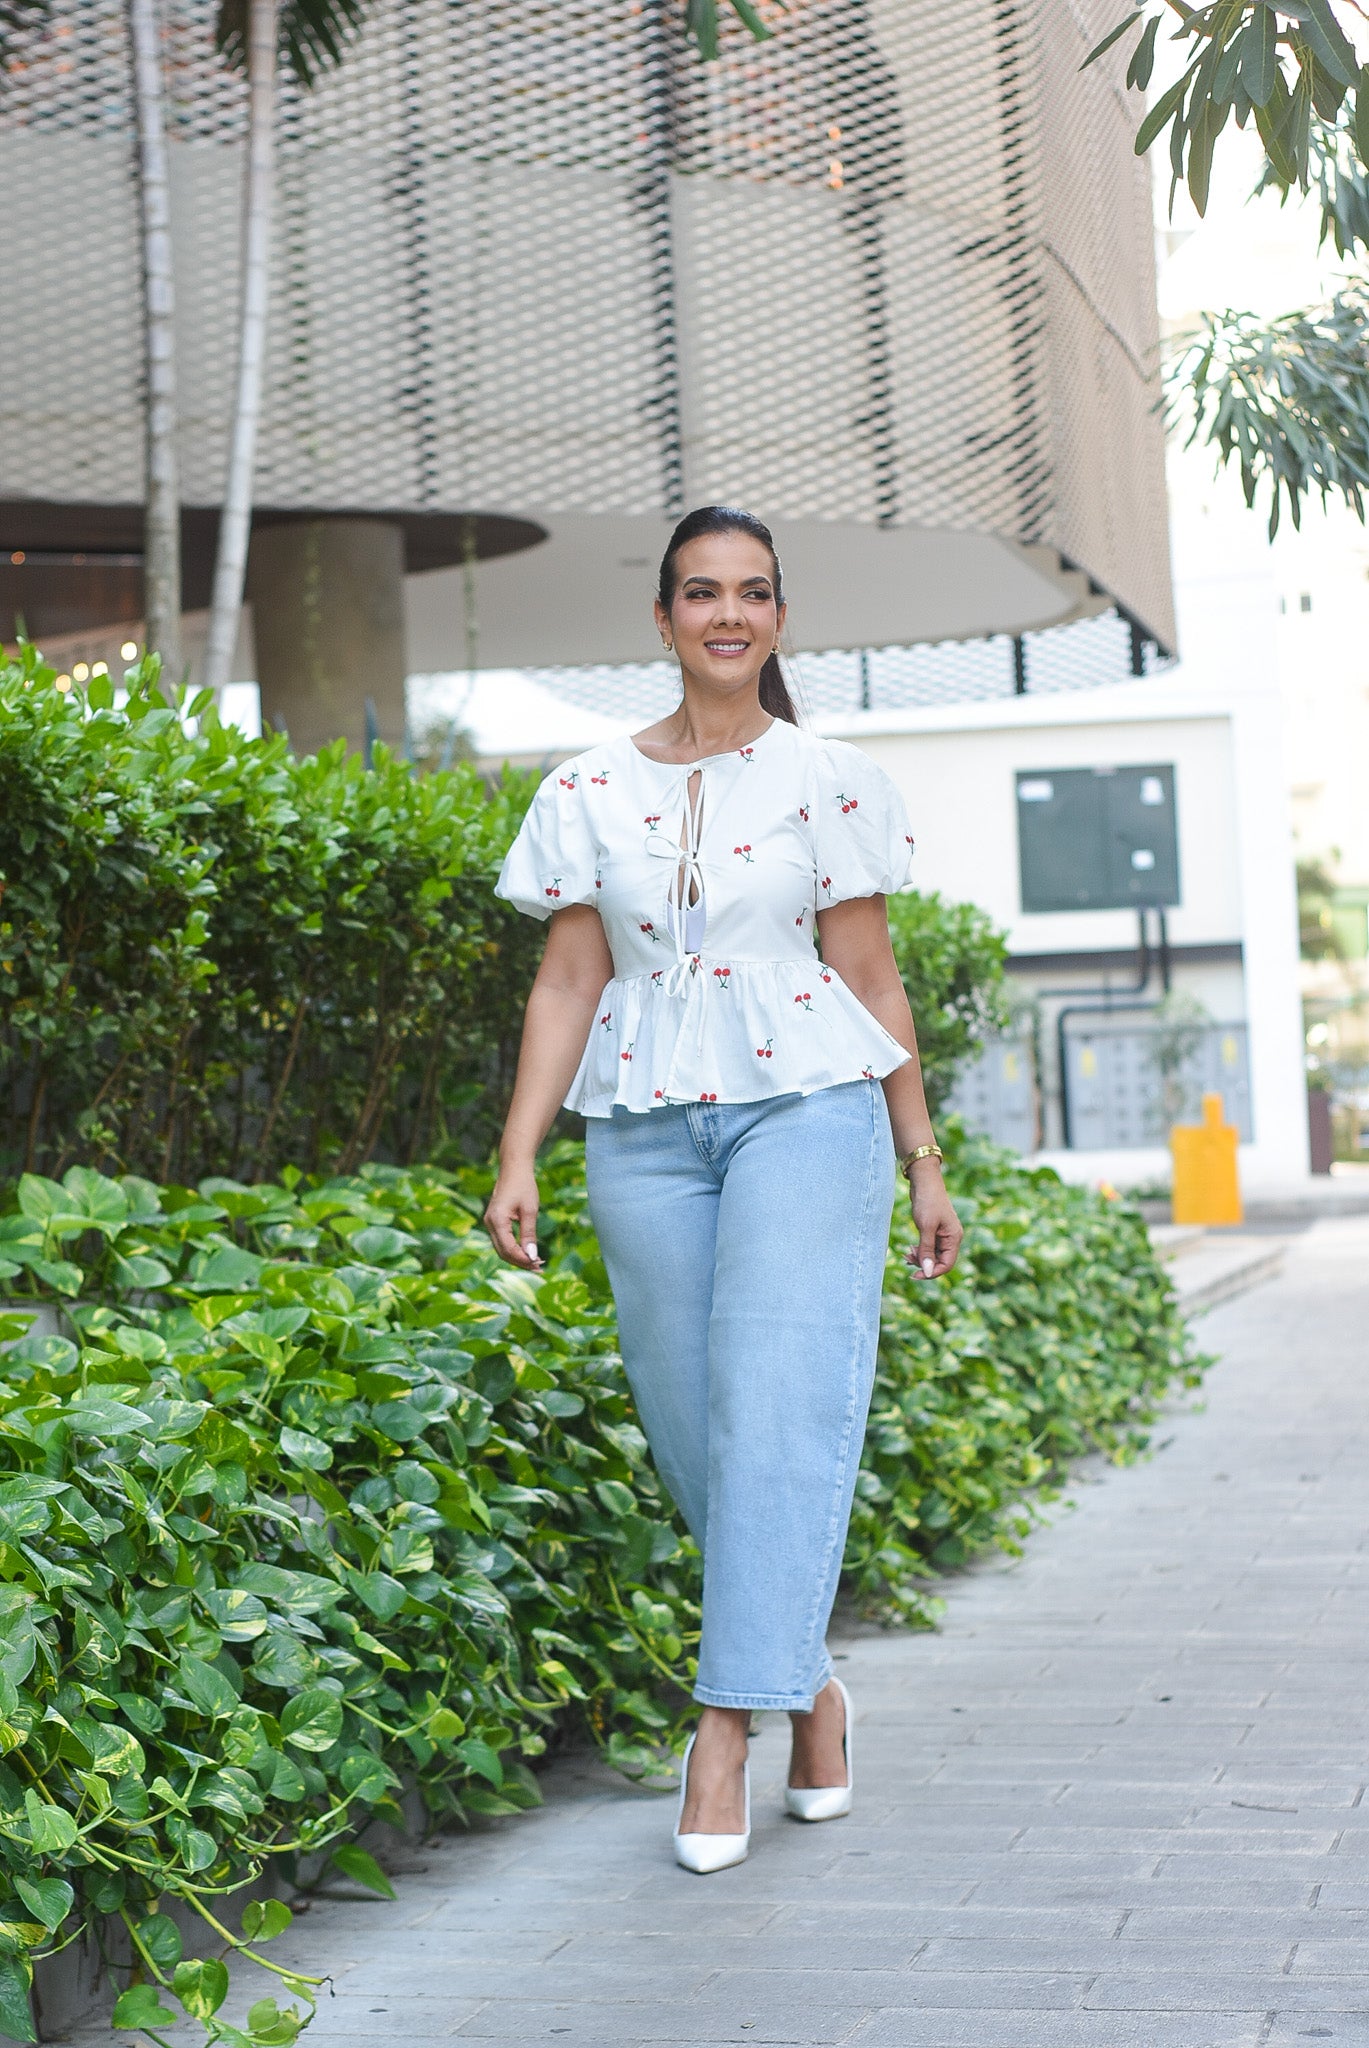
top-left (81, 1217), bottom-right (1369, 2047)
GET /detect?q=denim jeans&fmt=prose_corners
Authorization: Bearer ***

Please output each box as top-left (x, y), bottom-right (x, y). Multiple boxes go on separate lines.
top-left (584, 1080), bottom-right (895, 1711)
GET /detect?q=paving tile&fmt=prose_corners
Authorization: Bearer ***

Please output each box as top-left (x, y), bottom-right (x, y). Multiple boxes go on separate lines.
top-left (849, 2012), bottom-right (1267, 2047)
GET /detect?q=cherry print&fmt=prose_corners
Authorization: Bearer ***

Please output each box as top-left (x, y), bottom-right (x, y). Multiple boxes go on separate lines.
top-left (640, 921), bottom-right (661, 942)
top-left (654, 1088), bottom-right (665, 1100)
top-left (594, 870), bottom-right (603, 890)
top-left (621, 1042), bottom-right (634, 1062)
top-left (836, 791), bottom-right (858, 813)
top-left (862, 1066), bottom-right (875, 1080)
top-left (650, 970), bottom-right (664, 987)
top-left (699, 1091), bottom-right (718, 1101)
top-left (599, 1012), bottom-right (612, 1030)
top-left (590, 770), bottom-right (610, 786)
top-left (732, 844), bottom-right (754, 863)
top-left (713, 965), bottom-right (732, 987)
top-left (644, 813), bottom-right (661, 828)
top-left (905, 833), bottom-right (914, 847)
top-left (821, 875), bottom-right (833, 896)
top-left (820, 968), bottom-right (833, 984)
top-left (798, 803), bottom-right (809, 822)
top-left (795, 912), bottom-right (806, 927)
top-left (558, 770), bottom-right (579, 790)
top-left (794, 992), bottom-right (813, 1011)
top-left (755, 1038), bottom-right (774, 1059)
top-left (544, 875), bottom-right (563, 899)
top-left (738, 746), bottom-right (754, 761)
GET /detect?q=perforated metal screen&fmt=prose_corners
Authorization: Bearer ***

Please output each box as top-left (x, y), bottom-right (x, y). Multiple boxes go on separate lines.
top-left (0, 0), bottom-right (1173, 651)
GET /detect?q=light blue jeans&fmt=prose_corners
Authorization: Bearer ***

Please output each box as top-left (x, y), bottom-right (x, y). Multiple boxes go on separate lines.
top-left (584, 1081), bottom-right (895, 1712)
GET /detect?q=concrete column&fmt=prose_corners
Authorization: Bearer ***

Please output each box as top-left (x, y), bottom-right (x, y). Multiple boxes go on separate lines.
top-left (247, 517), bottom-right (406, 758)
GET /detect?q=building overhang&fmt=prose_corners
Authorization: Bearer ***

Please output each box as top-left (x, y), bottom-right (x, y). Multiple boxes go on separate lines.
top-left (405, 514), bottom-right (1105, 671)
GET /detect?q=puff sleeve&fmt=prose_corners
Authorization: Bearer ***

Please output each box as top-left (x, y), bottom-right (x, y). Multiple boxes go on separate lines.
top-left (494, 768), bottom-right (600, 920)
top-left (811, 741), bottom-right (915, 905)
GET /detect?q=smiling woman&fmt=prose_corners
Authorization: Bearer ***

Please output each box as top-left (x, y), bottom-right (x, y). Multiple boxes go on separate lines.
top-left (484, 505), bottom-right (963, 1877)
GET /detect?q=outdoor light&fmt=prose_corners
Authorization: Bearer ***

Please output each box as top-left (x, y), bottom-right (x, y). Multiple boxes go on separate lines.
top-left (54, 674), bottom-right (71, 691)
top-left (72, 661), bottom-right (88, 680)
top-left (92, 661), bottom-right (108, 676)
top-left (120, 641), bottom-right (138, 660)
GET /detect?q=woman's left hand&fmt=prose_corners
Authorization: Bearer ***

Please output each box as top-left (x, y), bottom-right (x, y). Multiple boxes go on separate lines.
top-left (905, 1168), bottom-right (963, 1280)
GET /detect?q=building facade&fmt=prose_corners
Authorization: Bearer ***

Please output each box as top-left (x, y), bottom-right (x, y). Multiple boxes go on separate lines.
top-left (1, 0), bottom-right (1172, 750)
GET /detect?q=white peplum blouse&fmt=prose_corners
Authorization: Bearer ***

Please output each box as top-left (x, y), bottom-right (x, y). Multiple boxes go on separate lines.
top-left (494, 717), bottom-right (916, 1117)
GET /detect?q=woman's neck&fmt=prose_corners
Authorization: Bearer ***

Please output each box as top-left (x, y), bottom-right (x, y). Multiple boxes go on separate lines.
top-left (641, 684), bottom-right (773, 763)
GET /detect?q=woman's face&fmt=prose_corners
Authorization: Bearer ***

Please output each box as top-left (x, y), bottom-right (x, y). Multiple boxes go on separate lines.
top-left (654, 531), bottom-right (787, 697)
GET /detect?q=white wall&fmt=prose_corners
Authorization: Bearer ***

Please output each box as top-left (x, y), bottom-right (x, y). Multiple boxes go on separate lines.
top-left (821, 674), bottom-right (1309, 1188)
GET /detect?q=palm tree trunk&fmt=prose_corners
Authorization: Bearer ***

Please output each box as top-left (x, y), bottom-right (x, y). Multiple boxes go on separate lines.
top-left (202, 0), bottom-right (279, 700)
top-left (127, 0), bottom-right (183, 679)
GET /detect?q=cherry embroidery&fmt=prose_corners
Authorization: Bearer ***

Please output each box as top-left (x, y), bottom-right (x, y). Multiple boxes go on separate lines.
top-left (699, 1091), bottom-right (718, 1101)
top-left (650, 970), bottom-right (664, 987)
top-left (755, 1038), bottom-right (774, 1059)
top-left (599, 1012), bottom-right (613, 1030)
top-left (544, 876), bottom-right (563, 899)
top-left (644, 813), bottom-right (661, 829)
top-left (590, 770), bottom-right (610, 786)
top-left (653, 1088), bottom-right (665, 1100)
top-left (558, 770), bottom-right (579, 790)
top-left (795, 911), bottom-right (806, 927)
top-left (794, 992), bottom-right (813, 1011)
top-left (621, 1042), bottom-right (634, 1062)
top-left (820, 968), bottom-right (833, 984)
top-left (821, 875), bottom-right (833, 896)
top-left (836, 792), bottom-right (859, 813)
top-left (713, 965), bottom-right (732, 987)
top-left (732, 844), bottom-right (754, 863)
top-left (862, 1066), bottom-right (876, 1080)
top-left (798, 803), bottom-right (810, 823)
top-left (738, 746), bottom-right (754, 762)
top-left (640, 921), bottom-right (661, 942)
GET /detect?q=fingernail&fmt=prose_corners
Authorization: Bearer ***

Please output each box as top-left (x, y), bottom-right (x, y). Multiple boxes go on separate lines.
top-left (922, 1257), bottom-right (935, 1278)
top-left (526, 1242), bottom-right (538, 1261)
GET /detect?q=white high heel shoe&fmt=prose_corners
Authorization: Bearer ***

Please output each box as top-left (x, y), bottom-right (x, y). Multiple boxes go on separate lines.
top-left (784, 1676), bottom-right (853, 1823)
top-left (672, 1731), bottom-right (751, 1874)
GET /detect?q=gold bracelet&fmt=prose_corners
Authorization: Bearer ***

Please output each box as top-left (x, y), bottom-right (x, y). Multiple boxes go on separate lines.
top-left (899, 1143), bottom-right (943, 1177)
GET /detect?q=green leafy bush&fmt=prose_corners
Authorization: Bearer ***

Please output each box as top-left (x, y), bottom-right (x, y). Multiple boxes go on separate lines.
top-left (851, 1126), bottom-right (1206, 1617)
top-left (884, 891), bottom-right (1011, 1113)
top-left (2, 645), bottom-right (1017, 1188)
top-left (0, 644), bottom-right (541, 1185)
top-left (0, 1149), bottom-right (694, 2045)
top-left (0, 1134), bottom-right (1203, 2042)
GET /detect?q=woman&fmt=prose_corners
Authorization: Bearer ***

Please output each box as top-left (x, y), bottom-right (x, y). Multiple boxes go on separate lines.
top-left (486, 505), bottom-right (962, 1873)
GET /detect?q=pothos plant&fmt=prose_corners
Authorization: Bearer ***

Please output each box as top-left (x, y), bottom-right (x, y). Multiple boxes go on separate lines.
top-left (0, 1147), bottom-right (695, 2046)
top-left (0, 1134), bottom-right (1205, 2043)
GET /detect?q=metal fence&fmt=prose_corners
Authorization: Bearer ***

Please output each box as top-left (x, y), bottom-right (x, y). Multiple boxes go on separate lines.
top-left (525, 603), bottom-right (1173, 728)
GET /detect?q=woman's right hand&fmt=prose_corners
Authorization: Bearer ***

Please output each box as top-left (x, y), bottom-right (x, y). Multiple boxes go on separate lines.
top-left (484, 1166), bottom-right (543, 1270)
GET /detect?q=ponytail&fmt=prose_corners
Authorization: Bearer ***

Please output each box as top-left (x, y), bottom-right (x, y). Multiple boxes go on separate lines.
top-left (658, 505), bottom-right (800, 727)
top-left (758, 650), bottom-right (798, 724)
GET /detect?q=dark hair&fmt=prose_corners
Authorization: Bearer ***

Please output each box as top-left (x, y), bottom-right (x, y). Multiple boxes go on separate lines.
top-left (657, 505), bottom-right (799, 725)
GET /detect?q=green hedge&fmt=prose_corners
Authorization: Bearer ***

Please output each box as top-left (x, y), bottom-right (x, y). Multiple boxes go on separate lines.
top-left (1, 645), bottom-right (1015, 1190)
top-left (0, 646), bottom-right (541, 1184)
top-left (0, 1136), bottom-right (1202, 2045)
top-left (884, 890), bottom-right (1010, 1115)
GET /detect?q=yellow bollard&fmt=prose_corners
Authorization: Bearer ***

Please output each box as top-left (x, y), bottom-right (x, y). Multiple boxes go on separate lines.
top-left (1170, 1091), bottom-right (1243, 1226)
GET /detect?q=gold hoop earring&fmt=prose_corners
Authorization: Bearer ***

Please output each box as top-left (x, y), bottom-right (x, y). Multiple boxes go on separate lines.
top-left (663, 640), bottom-right (673, 653)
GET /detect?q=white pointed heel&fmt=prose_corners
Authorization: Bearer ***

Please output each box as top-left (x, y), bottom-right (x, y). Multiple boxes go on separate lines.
top-left (672, 1731), bottom-right (751, 1873)
top-left (785, 1676), bottom-right (853, 1823)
